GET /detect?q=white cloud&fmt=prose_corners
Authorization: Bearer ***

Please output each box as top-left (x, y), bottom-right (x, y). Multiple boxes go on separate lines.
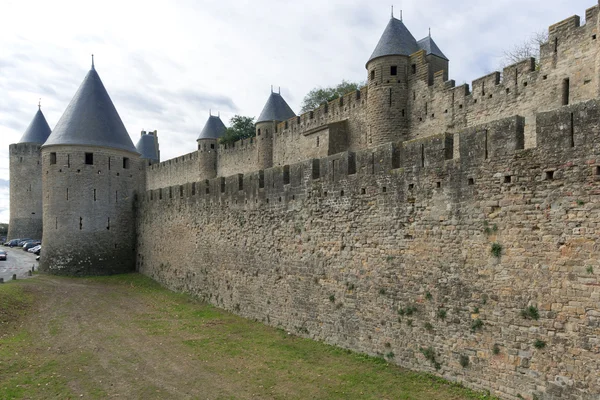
top-left (0, 0), bottom-right (595, 223)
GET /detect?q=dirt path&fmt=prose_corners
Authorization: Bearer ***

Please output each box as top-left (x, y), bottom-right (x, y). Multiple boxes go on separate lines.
top-left (0, 274), bottom-right (495, 400)
top-left (6, 276), bottom-right (248, 399)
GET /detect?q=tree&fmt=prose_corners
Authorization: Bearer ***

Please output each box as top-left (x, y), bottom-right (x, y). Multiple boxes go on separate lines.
top-left (300, 80), bottom-right (364, 113)
top-left (219, 115), bottom-right (256, 145)
top-left (499, 30), bottom-right (548, 69)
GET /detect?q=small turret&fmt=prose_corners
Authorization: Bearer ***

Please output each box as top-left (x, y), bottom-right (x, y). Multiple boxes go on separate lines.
top-left (197, 114), bottom-right (226, 180)
top-left (366, 14), bottom-right (417, 145)
top-left (417, 33), bottom-right (449, 84)
top-left (8, 105), bottom-right (52, 240)
top-left (136, 130), bottom-right (160, 165)
top-left (255, 90), bottom-right (295, 170)
top-left (40, 61), bottom-right (142, 276)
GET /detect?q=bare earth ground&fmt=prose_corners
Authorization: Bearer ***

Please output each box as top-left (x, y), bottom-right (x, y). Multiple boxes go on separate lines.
top-left (0, 274), bottom-right (496, 400)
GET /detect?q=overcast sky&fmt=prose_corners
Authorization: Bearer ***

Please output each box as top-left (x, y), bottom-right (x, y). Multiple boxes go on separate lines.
top-left (0, 0), bottom-right (595, 224)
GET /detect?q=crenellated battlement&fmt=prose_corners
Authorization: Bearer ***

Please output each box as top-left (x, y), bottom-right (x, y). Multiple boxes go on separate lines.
top-left (143, 99), bottom-right (600, 210)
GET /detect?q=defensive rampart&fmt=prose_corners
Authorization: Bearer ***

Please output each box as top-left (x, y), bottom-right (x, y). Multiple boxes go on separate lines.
top-left (137, 100), bottom-right (600, 400)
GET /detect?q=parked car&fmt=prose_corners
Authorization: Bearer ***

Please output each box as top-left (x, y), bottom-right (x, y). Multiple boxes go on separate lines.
top-left (0, 250), bottom-right (6, 261)
top-left (23, 241), bottom-right (41, 251)
top-left (17, 239), bottom-right (33, 247)
top-left (5, 239), bottom-right (21, 247)
top-left (28, 244), bottom-right (41, 254)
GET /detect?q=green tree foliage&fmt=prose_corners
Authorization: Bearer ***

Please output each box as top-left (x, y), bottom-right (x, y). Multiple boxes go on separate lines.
top-left (0, 223), bottom-right (8, 237)
top-left (300, 80), bottom-right (364, 113)
top-left (219, 115), bottom-right (256, 146)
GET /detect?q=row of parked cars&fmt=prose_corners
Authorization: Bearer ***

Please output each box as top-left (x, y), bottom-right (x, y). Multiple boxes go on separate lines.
top-left (3, 238), bottom-right (42, 255)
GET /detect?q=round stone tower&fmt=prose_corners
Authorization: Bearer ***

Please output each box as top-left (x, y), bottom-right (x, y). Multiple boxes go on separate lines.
top-left (197, 114), bottom-right (226, 180)
top-left (40, 62), bottom-right (142, 276)
top-left (8, 106), bottom-right (52, 240)
top-left (366, 15), bottom-right (418, 145)
top-left (255, 90), bottom-right (295, 170)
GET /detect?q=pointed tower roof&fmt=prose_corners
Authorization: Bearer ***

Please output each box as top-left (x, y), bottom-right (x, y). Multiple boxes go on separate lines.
top-left (136, 131), bottom-right (160, 163)
top-left (257, 92), bottom-right (296, 123)
top-left (19, 107), bottom-right (52, 144)
top-left (197, 115), bottom-right (227, 140)
top-left (43, 64), bottom-right (137, 153)
top-left (367, 17), bottom-right (420, 66)
top-left (417, 35), bottom-right (448, 61)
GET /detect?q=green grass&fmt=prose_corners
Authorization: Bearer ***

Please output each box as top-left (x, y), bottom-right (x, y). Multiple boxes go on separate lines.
top-left (0, 274), bottom-right (500, 399)
top-left (0, 283), bottom-right (34, 329)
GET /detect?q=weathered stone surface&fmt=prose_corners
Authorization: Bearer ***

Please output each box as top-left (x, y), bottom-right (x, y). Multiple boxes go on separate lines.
top-left (138, 100), bottom-right (600, 400)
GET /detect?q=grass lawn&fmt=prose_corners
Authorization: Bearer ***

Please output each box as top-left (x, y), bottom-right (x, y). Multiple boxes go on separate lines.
top-left (0, 274), bottom-right (497, 399)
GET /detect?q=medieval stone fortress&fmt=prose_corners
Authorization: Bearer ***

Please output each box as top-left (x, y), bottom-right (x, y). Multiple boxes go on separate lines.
top-left (8, 2), bottom-right (600, 399)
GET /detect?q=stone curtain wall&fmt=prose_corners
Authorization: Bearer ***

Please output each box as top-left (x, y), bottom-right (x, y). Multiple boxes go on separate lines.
top-left (146, 151), bottom-right (198, 190)
top-left (137, 101), bottom-right (600, 400)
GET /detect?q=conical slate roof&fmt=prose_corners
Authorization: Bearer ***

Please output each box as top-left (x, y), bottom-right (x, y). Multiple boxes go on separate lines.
top-left (417, 36), bottom-right (448, 61)
top-left (197, 115), bottom-right (227, 140)
top-left (257, 92), bottom-right (296, 123)
top-left (43, 66), bottom-right (138, 153)
top-left (367, 17), bottom-right (420, 66)
top-left (19, 108), bottom-right (52, 144)
top-left (136, 132), bottom-right (160, 163)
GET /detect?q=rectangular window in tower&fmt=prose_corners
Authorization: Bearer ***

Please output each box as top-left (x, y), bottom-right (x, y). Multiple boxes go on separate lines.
top-left (85, 152), bottom-right (93, 165)
top-left (411, 64), bottom-right (416, 74)
top-left (390, 66), bottom-right (397, 76)
top-left (562, 78), bottom-right (570, 105)
top-left (107, 217), bottom-right (110, 230)
top-left (283, 165), bottom-right (290, 185)
top-left (570, 112), bottom-right (575, 147)
top-left (123, 157), bottom-right (130, 169)
top-left (50, 152), bottom-right (57, 164)
top-left (108, 157), bottom-right (111, 170)
top-left (370, 70), bottom-right (375, 80)
top-left (67, 154), bottom-right (70, 168)
top-left (93, 189), bottom-right (96, 201)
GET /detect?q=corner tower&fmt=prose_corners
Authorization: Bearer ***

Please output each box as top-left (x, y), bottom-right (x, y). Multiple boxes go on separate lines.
top-left (197, 114), bottom-right (226, 180)
top-left (40, 61), bottom-right (142, 276)
top-left (366, 14), bottom-right (418, 145)
top-left (8, 106), bottom-right (52, 240)
top-left (255, 90), bottom-right (295, 169)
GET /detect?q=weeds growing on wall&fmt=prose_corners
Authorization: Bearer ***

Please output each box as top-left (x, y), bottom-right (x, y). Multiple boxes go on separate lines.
top-left (420, 346), bottom-right (441, 370)
top-left (521, 305), bottom-right (540, 320)
top-left (470, 319), bottom-right (484, 333)
top-left (490, 243), bottom-right (502, 258)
